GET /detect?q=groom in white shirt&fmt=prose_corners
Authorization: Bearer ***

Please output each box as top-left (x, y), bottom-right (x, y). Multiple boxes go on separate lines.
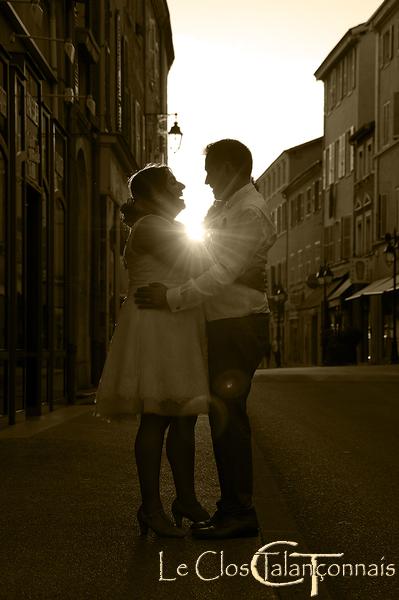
top-left (135, 139), bottom-right (276, 538)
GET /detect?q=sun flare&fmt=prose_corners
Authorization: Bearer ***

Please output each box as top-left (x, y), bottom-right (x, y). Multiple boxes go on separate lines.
top-left (184, 220), bottom-right (206, 241)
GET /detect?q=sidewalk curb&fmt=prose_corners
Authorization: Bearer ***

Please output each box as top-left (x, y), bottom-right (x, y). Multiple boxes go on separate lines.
top-left (255, 365), bottom-right (399, 383)
top-left (0, 405), bottom-right (92, 438)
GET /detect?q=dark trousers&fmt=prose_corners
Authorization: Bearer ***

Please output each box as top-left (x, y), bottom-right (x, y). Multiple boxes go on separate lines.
top-left (206, 313), bottom-right (269, 515)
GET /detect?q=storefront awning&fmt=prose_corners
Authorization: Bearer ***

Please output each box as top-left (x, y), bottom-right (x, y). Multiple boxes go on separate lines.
top-left (299, 279), bottom-right (343, 309)
top-left (346, 276), bottom-right (394, 301)
top-left (328, 278), bottom-right (353, 304)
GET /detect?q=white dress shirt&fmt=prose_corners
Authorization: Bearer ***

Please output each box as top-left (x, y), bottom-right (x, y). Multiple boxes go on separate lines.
top-left (166, 182), bottom-right (277, 321)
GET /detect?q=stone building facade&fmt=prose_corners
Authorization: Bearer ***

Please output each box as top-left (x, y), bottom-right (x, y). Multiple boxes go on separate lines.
top-left (0, 0), bottom-right (174, 424)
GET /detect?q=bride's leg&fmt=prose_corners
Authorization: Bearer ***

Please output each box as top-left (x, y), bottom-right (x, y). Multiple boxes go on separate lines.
top-left (135, 413), bottom-right (170, 514)
top-left (166, 415), bottom-right (198, 504)
top-left (167, 416), bottom-right (209, 525)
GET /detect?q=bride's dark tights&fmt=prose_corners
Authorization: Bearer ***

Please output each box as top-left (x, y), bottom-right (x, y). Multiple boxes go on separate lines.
top-left (135, 413), bottom-right (198, 514)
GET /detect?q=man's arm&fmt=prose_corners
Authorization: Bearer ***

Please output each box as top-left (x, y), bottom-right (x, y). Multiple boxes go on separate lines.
top-left (166, 207), bottom-right (274, 311)
top-left (134, 208), bottom-right (276, 310)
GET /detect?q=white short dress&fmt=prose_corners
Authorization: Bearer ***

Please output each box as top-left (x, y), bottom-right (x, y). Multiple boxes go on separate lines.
top-left (95, 215), bottom-right (210, 419)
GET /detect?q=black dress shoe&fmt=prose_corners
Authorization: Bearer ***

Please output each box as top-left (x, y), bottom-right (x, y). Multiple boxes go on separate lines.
top-left (190, 509), bottom-right (224, 530)
top-left (191, 514), bottom-right (259, 540)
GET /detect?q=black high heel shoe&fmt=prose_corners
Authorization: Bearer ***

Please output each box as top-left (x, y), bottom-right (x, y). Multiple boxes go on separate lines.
top-left (171, 498), bottom-right (210, 528)
top-left (137, 506), bottom-right (186, 538)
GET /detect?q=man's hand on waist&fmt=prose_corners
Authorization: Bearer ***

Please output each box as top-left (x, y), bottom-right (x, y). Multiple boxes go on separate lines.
top-left (134, 282), bottom-right (169, 309)
top-left (236, 265), bottom-right (266, 293)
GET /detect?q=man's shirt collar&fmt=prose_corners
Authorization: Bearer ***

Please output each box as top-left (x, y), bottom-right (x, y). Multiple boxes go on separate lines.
top-left (224, 182), bottom-right (255, 210)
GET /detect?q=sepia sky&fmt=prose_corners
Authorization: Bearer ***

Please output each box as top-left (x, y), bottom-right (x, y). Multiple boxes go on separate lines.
top-left (166, 0), bottom-right (383, 233)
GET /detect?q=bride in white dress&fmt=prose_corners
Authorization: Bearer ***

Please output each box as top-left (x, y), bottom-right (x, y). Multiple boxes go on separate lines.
top-left (95, 165), bottom-right (210, 537)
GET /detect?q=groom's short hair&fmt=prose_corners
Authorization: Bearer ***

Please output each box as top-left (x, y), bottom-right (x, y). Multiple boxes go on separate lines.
top-left (204, 139), bottom-right (253, 179)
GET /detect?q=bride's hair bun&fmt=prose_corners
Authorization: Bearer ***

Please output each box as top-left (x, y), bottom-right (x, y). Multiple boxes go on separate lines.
top-left (120, 198), bottom-right (137, 226)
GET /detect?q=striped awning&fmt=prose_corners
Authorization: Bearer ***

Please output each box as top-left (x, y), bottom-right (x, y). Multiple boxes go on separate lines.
top-left (346, 276), bottom-right (395, 300)
top-left (328, 278), bottom-right (353, 302)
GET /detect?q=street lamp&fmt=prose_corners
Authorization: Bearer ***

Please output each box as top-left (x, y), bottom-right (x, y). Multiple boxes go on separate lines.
top-left (145, 112), bottom-right (183, 153)
top-left (272, 286), bottom-right (287, 368)
top-left (384, 230), bottom-right (399, 364)
top-left (316, 264), bottom-right (333, 365)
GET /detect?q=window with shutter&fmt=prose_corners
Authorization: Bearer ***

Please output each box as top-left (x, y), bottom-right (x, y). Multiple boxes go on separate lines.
top-left (297, 193), bottom-right (304, 222)
top-left (383, 102), bottom-right (390, 146)
top-left (330, 70), bottom-right (337, 109)
top-left (337, 135), bottom-right (342, 178)
top-left (337, 61), bottom-right (343, 102)
top-left (340, 133), bottom-right (346, 177)
top-left (314, 179), bottom-right (321, 212)
top-left (349, 126), bottom-right (355, 171)
top-left (329, 143), bottom-right (335, 185)
top-left (357, 146), bottom-right (364, 180)
top-left (382, 29), bottom-right (391, 65)
top-left (366, 140), bottom-right (374, 174)
top-left (306, 188), bottom-right (312, 215)
top-left (350, 47), bottom-right (356, 90)
top-left (343, 55), bottom-right (348, 96)
top-left (282, 202), bottom-right (287, 232)
top-left (345, 130), bottom-right (351, 174)
top-left (334, 139), bottom-right (339, 181)
top-left (328, 185), bottom-right (335, 219)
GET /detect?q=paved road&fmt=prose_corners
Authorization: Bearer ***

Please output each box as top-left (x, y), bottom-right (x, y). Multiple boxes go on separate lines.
top-left (249, 366), bottom-right (399, 600)
top-left (0, 406), bottom-right (277, 600)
